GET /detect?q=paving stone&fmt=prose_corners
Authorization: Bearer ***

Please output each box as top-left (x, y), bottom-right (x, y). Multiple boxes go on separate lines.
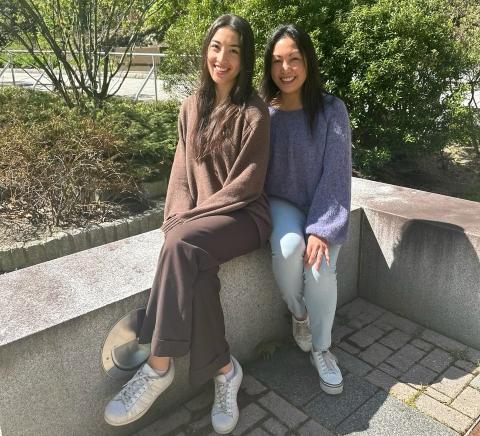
top-left (385, 344), bottom-right (426, 372)
top-left (126, 217), bottom-right (142, 237)
top-left (450, 386), bottom-right (480, 419)
top-left (86, 224), bottom-right (106, 247)
top-left (430, 366), bottom-right (474, 398)
top-left (455, 359), bottom-right (477, 373)
top-left (258, 391), bottom-right (308, 429)
top-left (189, 412), bottom-right (211, 431)
top-left (99, 221), bottom-right (117, 243)
top-left (69, 228), bottom-right (89, 252)
top-left (185, 388), bottom-right (213, 412)
top-left (337, 298), bottom-right (385, 321)
top-left (114, 220), bottom-right (129, 240)
top-left (421, 330), bottom-right (468, 353)
top-left (348, 325), bottom-right (385, 349)
top-left (232, 403), bottom-right (268, 435)
top-left (359, 342), bottom-right (394, 367)
top-left (8, 245), bottom-right (27, 270)
top-left (246, 429), bottom-right (270, 436)
top-left (241, 374), bottom-right (268, 396)
top-left (303, 373), bottom-right (378, 428)
top-left (365, 369), bottom-right (418, 401)
top-left (378, 362), bottom-right (401, 378)
top-left (337, 391), bottom-right (457, 436)
top-left (377, 311), bottom-right (422, 335)
top-left (338, 341), bottom-right (360, 355)
top-left (332, 347), bottom-right (373, 376)
top-left (347, 310), bottom-right (384, 329)
top-left (297, 419), bottom-right (334, 435)
top-left (247, 345), bottom-right (322, 407)
top-left (134, 407), bottom-right (191, 436)
top-left (465, 347), bottom-right (480, 365)
top-left (425, 387), bottom-right (451, 404)
top-left (372, 319), bottom-right (395, 332)
top-left (470, 374), bottom-right (480, 390)
top-left (411, 338), bottom-right (434, 353)
top-left (331, 325), bottom-right (354, 344)
top-left (24, 239), bottom-right (47, 266)
top-left (420, 348), bottom-right (454, 373)
top-left (379, 329), bottom-right (412, 350)
top-left (415, 394), bottom-right (472, 433)
top-left (262, 417), bottom-right (288, 436)
top-left (400, 364), bottom-right (438, 389)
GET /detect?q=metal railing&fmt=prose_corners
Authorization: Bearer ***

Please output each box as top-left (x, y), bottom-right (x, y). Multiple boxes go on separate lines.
top-left (0, 49), bottom-right (167, 101)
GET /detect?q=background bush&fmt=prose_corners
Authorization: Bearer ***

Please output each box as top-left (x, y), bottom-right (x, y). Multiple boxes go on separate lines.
top-left (159, 0), bottom-right (479, 178)
top-left (0, 87), bottom-right (179, 228)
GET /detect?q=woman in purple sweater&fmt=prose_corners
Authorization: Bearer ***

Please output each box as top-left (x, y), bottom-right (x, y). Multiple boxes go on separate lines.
top-left (261, 24), bottom-right (352, 395)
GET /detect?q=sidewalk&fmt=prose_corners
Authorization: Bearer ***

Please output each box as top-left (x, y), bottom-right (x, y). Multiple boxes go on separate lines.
top-left (0, 68), bottom-right (178, 101)
top-left (133, 298), bottom-right (480, 436)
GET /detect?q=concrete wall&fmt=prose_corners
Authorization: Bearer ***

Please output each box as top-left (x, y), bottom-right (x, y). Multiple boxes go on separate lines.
top-left (0, 208), bottom-right (362, 436)
top-left (352, 178), bottom-right (480, 350)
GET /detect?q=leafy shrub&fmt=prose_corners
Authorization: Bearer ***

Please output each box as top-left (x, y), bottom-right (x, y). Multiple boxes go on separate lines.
top-left (0, 87), bottom-right (179, 228)
top-left (160, 0), bottom-right (475, 179)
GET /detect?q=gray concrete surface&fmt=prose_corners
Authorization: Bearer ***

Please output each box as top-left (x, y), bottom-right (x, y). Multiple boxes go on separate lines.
top-left (0, 207), bottom-right (360, 436)
top-left (351, 178), bottom-right (480, 350)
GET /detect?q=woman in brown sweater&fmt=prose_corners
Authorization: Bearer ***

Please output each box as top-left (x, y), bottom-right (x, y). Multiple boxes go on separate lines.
top-left (104, 14), bottom-right (271, 435)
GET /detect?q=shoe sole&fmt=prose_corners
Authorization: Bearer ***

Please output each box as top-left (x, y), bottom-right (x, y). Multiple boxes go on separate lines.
top-left (309, 353), bottom-right (343, 395)
top-left (320, 380), bottom-right (343, 395)
top-left (212, 363), bottom-right (243, 434)
top-left (104, 365), bottom-right (175, 426)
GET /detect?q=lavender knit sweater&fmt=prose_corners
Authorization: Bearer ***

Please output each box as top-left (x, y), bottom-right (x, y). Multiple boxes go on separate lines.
top-left (265, 94), bottom-right (352, 244)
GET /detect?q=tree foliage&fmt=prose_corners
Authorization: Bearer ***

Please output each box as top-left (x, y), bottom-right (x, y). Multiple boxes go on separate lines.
top-left (0, 0), bottom-right (160, 108)
top-left (160, 0), bottom-right (478, 176)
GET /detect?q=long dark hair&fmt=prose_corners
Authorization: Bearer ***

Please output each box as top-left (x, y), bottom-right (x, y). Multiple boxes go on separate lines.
top-left (195, 14), bottom-right (255, 160)
top-left (260, 24), bottom-right (325, 132)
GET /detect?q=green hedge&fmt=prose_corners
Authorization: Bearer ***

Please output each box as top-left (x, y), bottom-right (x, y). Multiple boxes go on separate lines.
top-left (0, 87), bottom-right (179, 227)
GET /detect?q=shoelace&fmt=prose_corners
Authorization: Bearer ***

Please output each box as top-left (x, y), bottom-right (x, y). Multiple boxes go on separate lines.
top-left (315, 351), bottom-right (337, 374)
top-left (294, 320), bottom-right (311, 340)
top-left (120, 370), bottom-right (149, 406)
top-left (214, 380), bottom-right (233, 416)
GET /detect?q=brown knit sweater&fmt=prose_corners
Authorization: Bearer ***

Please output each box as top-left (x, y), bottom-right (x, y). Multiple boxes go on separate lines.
top-left (161, 93), bottom-right (272, 243)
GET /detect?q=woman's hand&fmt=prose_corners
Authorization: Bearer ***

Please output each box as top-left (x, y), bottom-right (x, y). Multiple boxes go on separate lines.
top-left (304, 234), bottom-right (329, 270)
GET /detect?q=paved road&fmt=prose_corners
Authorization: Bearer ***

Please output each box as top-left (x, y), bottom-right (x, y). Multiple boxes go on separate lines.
top-left (0, 68), bottom-right (181, 101)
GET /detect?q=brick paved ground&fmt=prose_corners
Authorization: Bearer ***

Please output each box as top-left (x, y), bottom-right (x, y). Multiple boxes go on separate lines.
top-left (133, 298), bottom-right (480, 436)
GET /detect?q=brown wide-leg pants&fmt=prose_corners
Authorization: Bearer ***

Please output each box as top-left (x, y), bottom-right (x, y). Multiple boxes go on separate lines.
top-left (138, 210), bottom-right (261, 386)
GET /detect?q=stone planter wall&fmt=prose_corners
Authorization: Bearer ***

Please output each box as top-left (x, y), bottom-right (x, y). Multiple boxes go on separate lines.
top-left (0, 204), bottom-right (165, 275)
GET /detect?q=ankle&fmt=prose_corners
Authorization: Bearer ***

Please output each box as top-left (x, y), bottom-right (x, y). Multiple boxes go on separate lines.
top-left (218, 361), bottom-right (235, 380)
top-left (293, 313), bottom-right (308, 322)
top-left (147, 356), bottom-right (171, 372)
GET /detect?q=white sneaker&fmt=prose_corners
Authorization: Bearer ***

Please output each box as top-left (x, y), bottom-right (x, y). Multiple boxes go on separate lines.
top-left (292, 315), bottom-right (312, 352)
top-left (211, 356), bottom-right (243, 434)
top-left (310, 349), bottom-right (343, 395)
top-left (104, 360), bottom-right (174, 426)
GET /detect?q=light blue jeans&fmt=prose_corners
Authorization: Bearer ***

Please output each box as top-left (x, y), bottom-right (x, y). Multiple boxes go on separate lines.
top-left (269, 197), bottom-right (341, 351)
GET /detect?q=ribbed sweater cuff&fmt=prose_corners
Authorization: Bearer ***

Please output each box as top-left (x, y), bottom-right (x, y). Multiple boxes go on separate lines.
top-left (161, 215), bottom-right (186, 234)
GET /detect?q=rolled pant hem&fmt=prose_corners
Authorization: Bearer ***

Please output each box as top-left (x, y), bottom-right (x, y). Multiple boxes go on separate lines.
top-left (189, 349), bottom-right (231, 386)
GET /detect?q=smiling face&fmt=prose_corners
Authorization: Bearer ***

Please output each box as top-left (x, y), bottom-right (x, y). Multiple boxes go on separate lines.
top-left (271, 36), bottom-right (307, 102)
top-left (207, 26), bottom-right (242, 100)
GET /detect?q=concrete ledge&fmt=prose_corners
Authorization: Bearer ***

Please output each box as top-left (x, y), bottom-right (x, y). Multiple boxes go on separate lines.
top-left (0, 207), bottom-right (361, 436)
top-left (352, 178), bottom-right (480, 349)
